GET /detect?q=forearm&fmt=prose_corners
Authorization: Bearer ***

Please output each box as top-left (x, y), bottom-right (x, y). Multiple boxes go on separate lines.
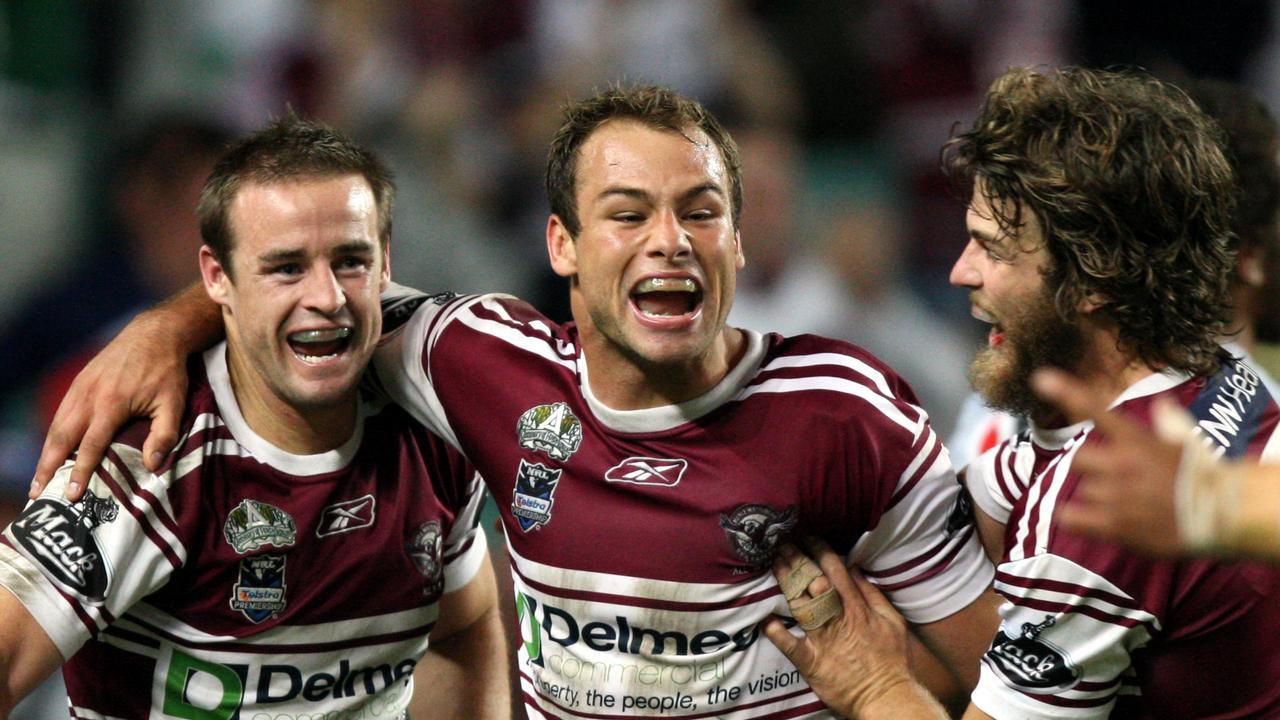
top-left (409, 602), bottom-right (510, 719)
top-left (141, 282), bottom-right (225, 355)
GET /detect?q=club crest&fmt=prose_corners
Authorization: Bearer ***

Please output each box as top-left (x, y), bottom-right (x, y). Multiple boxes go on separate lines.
top-left (720, 504), bottom-right (798, 567)
top-left (406, 520), bottom-right (444, 594)
top-left (9, 490), bottom-right (119, 604)
top-left (987, 615), bottom-right (1080, 692)
top-left (230, 554), bottom-right (287, 623)
top-left (512, 460), bottom-right (563, 532)
top-left (516, 402), bottom-right (583, 461)
top-left (224, 499), bottom-right (297, 554)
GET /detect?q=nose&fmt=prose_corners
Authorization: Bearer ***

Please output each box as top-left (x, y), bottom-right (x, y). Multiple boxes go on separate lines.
top-left (646, 210), bottom-right (692, 260)
top-left (303, 265), bottom-right (347, 315)
top-left (949, 240), bottom-right (983, 289)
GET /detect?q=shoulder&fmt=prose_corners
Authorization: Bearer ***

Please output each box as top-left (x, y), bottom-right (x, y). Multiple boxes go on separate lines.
top-left (749, 333), bottom-right (927, 432)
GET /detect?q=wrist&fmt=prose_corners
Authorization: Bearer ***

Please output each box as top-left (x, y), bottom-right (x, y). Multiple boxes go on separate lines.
top-left (853, 676), bottom-right (947, 720)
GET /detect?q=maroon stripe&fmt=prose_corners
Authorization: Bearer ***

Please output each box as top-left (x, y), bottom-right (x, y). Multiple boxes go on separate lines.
top-left (519, 670), bottom-right (822, 719)
top-left (996, 444), bottom-right (1020, 503)
top-left (1017, 447), bottom-right (1073, 558)
top-left (1000, 594), bottom-right (1157, 634)
top-left (994, 570), bottom-right (1141, 612)
top-left (102, 623), bottom-right (161, 649)
top-left (104, 445), bottom-right (182, 543)
top-left (511, 564), bottom-right (779, 612)
top-left (442, 534), bottom-right (477, 563)
top-left (873, 528), bottom-right (973, 592)
top-left (887, 434), bottom-right (942, 509)
top-left (466, 299), bottom-right (578, 361)
top-left (1074, 679), bottom-right (1121, 691)
top-left (863, 521), bottom-right (964, 580)
top-left (122, 613), bottom-right (435, 653)
top-left (94, 455), bottom-right (182, 571)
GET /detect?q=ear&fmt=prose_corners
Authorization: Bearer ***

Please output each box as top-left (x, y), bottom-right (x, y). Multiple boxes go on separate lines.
top-left (733, 228), bottom-right (745, 271)
top-left (1238, 243), bottom-right (1265, 288)
top-left (380, 242), bottom-right (392, 292)
top-left (547, 214), bottom-right (578, 278)
top-left (199, 246), bottom-right (233, 308)
top-left (1076, 291), bottom-right (1109, 314)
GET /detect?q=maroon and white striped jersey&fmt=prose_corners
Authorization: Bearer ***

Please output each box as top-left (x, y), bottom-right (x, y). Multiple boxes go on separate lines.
top-left (966, 362), bottom-right (1280, 718)
top-left (373, 289), bottom-right (993, 719)
top-left (0, 343), bottom-right (487, 719)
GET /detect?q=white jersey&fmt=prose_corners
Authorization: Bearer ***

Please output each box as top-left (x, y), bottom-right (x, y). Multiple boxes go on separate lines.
top-left (373, 289), bottom-right (993, 719)
top-left (0, 344), bottom-right (487, 719)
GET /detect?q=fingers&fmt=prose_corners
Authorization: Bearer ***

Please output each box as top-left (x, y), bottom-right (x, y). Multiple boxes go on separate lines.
top-left (142, 388), bottom-right (187, 472)
top-left (31, 414), bottom-right (88, 498)
top-left (762, 617), bottom-right (811, 670)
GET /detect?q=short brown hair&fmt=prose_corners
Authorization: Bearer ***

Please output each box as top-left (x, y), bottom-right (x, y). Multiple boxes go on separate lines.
top-left (944, 66), bottom-right (1237, 376)
top-left (198, 114), bottom-right (395, 275)
top-left (545, 84), bottom-right (742, 236)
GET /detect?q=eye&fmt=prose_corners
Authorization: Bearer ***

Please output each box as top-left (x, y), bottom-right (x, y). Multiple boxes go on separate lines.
top-left (272, 263), bottom-right (302, 276)
top-left (686, 208), bottom-right (717, 222)
top-left (335, 256), bottom-right (372, 274)
top-left (613, 211), bottom-right (645, 224)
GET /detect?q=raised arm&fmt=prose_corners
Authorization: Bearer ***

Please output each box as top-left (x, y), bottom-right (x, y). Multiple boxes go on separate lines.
top-left (31, 283), bottom-right (222, 500)
top-left (0, 589), bottom-right (63, 717)
top-left (409, 548), bottom-right (510, 719)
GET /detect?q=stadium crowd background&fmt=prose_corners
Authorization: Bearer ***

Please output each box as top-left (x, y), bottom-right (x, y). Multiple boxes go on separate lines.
top-left (2, 1), bottom-right (1280, 713)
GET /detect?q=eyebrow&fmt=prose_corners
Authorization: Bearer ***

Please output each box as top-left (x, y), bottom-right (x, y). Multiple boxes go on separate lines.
top-left (596, 183), bottom-right (727, 204)
top-left (256, 240), bottom-right (377, 265)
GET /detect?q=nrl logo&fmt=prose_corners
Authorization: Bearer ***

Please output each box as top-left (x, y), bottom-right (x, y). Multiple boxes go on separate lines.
top-left (512, 460), bottom-right (563, 532)
top-left (230, 554), bottom-right (287, 623)
top-left (516, 402), bottom-right (583, 461)
top-left (720, 504), bottom-right (798, 567)
top-left (224, 499), bottom-right (297, 554)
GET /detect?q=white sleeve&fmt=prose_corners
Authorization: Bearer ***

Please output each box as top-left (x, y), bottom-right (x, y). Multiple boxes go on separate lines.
top-left (0, 447), bottom-right (182, 659)
top-left (849, 428), bottom-right (995, 624)
top-left (964, 440), bottom-right (1033, 526)
top-left (971, 554), bottom-right (1155, 719)
top-left (441, 469), bottom-right (489, 591)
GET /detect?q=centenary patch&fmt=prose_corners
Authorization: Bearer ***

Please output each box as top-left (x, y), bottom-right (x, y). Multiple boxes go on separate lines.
top-left (224, 499), bottom-right (297, 554)
top-left (10, 490), bottom-right (119, 604)
top-left (512, 460), bottom-right (563, 532)
top-left (406, 520), bottom-right (444, 594)
top-left (605, 457), bottom-right (688, 487)
top-left (720, 504), bottom-right (798, 567)
top-left (987, 615), bottom-right (1080, 692)
top-left (316, 495), bottom-right (376, 537)
top-left (230, 553), bottom-right (288, 623)
top-left (516, 402), bottom-right (583, 461)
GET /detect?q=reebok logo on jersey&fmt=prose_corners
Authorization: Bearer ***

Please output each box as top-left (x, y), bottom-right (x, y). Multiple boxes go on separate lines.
top-left (605, 457), bottom-right (688, 487)
top-left (316, 495), bottom-right (376, 537)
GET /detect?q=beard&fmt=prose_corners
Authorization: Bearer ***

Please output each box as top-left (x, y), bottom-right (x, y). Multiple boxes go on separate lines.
top-left (969, 287), bottom-right (1085, 418)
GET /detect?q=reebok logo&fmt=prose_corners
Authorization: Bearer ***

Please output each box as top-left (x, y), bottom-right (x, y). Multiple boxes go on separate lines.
top-left (605, 457), bottom-right (688, 487)
top-left (316, 495), bottom-right (376, 537)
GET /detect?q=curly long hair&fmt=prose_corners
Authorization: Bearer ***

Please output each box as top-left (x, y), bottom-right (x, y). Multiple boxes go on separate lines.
top-left (944, 66), bottom-right (1237, 376)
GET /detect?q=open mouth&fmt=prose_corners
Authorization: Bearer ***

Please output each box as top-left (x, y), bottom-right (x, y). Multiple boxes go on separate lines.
top-left (630, 277), bottom-right (703, 319)
top-left (287, 327), bottom-right (353, 364)
top-left (971, 307), bottom-right (1005, 347)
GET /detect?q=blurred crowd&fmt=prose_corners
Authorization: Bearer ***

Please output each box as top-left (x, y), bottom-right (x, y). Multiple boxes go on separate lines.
top-left (4, 0), bottom-right (1280, 507)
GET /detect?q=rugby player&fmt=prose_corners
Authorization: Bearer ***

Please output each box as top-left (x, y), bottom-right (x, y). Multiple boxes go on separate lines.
top-left (0, 117), bottom-right (508, 718)
top-left (767, 66), bottom-right (1280, 719)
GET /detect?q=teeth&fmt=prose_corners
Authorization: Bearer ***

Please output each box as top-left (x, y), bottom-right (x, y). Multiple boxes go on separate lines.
top-left (289, 327), bottom-right (351, 343)
top-left (971, 307), bottom-right (997, 324)
top-left (294, 352), bottom-right (340, 365)
top-left (635, 277), bottom-right (697, 293)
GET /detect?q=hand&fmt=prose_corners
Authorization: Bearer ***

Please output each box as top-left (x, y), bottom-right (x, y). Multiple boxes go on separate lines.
top-left (763, 539), bottom-right (945, 719)
top-left (30, 309), bottom-right (191, 501)
top-left (1032, 369), bottom-right (1185, 555)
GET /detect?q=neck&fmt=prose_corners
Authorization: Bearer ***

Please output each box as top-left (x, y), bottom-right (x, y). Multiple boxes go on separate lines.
top-left (579, 327), bottom-right (748, 410)
top-left (1034, 326), bottom-right (1156, 426)
top-left (224, 344), bottom-right (357, 455)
